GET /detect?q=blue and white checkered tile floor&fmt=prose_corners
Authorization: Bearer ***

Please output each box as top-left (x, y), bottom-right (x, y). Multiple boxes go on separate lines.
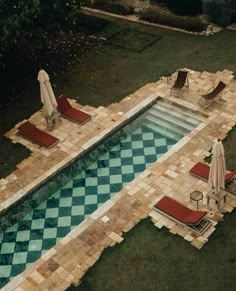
top-left (0, 125), bottom-right (177, 287)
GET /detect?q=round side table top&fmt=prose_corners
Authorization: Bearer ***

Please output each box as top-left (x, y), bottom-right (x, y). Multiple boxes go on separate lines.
top-left (190, 191), bottom-right (203, 201)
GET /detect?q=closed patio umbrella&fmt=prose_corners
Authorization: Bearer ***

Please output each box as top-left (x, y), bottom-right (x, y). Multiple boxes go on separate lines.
top-left (37, 69), bottom-right (58, 116)
top-left (208, 139), bottom-right (226, 193)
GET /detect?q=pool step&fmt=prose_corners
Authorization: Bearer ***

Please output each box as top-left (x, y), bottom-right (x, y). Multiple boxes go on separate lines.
top-left (146, 112), bottom-right (193, 134)
top-left (143, 100), bottom-right (204, 140)
top-left (143, 121), bottom-right (183, 141)
top-left (149, 107), bottom-right (197, 131)
top-left (154, 101), bottom-right (204, 125)
top-left (144, 114), bottom-right (188, 137)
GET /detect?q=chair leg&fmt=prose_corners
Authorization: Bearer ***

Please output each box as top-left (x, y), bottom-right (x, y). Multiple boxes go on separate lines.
top-left (186, 78), bottom-right (189, 88)
top-left (204, 100), bottom-right (213, 109)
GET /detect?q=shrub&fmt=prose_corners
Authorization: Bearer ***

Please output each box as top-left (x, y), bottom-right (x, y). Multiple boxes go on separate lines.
top-left (203, 0), bottom-right (231, 26)
top-left (150, 0), bottom-right (203, 16)
top-left (83, 0), bottom-right (134, 15)
top-left (140, 8), bottom-right (207, 32)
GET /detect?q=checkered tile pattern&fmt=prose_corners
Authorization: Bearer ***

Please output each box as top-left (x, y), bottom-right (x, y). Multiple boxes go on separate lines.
top-left (0, 124), bottom-right (177, 287)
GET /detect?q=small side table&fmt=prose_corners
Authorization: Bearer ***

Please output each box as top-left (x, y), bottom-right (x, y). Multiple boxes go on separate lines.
top-left (206, 190), bottom-right (227, 210)
top-left (190, 191), bottom-right (203, 209)
top-left (45, 111), bottom-right (61, 130)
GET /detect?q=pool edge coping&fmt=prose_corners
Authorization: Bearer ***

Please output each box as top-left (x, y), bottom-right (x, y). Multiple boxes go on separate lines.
top-left (1, 93), bottom-right (212, 290)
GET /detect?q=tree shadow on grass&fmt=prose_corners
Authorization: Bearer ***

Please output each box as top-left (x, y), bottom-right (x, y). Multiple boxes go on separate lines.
top-left (0, 136), bottom-right (30, 178)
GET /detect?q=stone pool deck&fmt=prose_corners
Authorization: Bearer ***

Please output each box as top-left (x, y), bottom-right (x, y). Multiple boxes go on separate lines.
top-left (2, 68), bottom-right (236, 290)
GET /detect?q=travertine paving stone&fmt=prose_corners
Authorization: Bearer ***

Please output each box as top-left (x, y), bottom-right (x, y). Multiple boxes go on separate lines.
top-left (2, 69), bottom-right (236, 290)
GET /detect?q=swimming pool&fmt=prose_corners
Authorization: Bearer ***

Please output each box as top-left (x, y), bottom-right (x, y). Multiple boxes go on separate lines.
top-left (0, 100), bottom-right (204, 287)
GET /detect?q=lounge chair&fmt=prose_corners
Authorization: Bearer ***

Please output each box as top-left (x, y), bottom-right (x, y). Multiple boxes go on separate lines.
top-left (153, 196), bottom-right (212, 235)
top-left (18, 121), bottom-right (59, 148)
top-left (198, 81), bottom-right (226, 109)
top-left (190, 161), bottom-right (236, 183)
top-left (170, 70), bottom-right (189, 96)
top-left (57, 95), bottom-right (91, 124)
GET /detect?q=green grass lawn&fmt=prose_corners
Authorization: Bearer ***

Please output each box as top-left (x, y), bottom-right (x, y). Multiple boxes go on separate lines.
top-left (68, 213), bottom-right (236, 291)
top-left (223, 126), bottom-right (236, 171)
top-left (1, 16), bottom-right (236, 175)
top-left (61, 20), bottom-right (236, 108)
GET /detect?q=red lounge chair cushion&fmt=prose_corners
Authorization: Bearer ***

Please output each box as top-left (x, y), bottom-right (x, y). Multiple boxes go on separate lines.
top-left (190, 162), bottom-right (236, 183)
top-left (18, 121), bottom-right (58, 147)
top-left (57, 95), bottom-right (91, 123)
top-left (62, 107), bottom-right (91, 123)
top-left (225, 171), bottom-right (236, 182)
top-left (57, 95), bottom-right (71, 112)
top-left (190, 162), bottom-right (209, 180)
top-left (18, 120), bottom-right (35, 135)
top-left (182, 212), bottom-right (206, 224)
top-left (154, 196), bottom-right (206, 224)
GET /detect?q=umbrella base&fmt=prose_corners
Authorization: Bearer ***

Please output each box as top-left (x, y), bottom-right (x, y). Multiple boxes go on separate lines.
top-left (45, 111), bottom-right (61, 130)
top-left (206, 190), bottom-right (227, 210)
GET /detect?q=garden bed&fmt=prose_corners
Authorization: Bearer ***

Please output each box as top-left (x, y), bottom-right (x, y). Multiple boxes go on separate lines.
top-left (140, 8), bottom-right (207, 32)
top-left (82, 0), bottom-right (134, 16)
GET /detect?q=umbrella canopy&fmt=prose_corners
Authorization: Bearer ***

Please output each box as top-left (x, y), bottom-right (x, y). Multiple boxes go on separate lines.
top-left (208, 139), bottom-right (226, 193)
top-left (37, 69), bottom-right (58, 116)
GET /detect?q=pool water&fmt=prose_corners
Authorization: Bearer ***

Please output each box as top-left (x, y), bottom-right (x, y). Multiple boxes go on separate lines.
top-left (0, 102), bottom-right (202, 287)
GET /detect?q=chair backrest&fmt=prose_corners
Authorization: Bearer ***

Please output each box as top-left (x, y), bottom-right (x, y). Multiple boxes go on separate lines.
top-left (18, 121), bottom-right (36, 135)
top-left (57, 95), bottom-right (71, 112)
top-left (173, 70), bottom-right (188, 89)
top-left (203, 81), bottom-right (226, 100)
top-left (214, 81), bottom-right (226, 93)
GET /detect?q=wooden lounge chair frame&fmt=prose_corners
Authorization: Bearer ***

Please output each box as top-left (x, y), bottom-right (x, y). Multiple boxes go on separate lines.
top-left (170, 70), bottom-right (189, 96)
top-left (57, 95), bottom-right (91, 125)
top-left (190, 162), bottom-right (236, 184)
top-left (198, 81), bottom-right (227, 109)
top-left (153, 196), bottom-right (212, 235)
top-left (17, 120), bottom-right (59, 148)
